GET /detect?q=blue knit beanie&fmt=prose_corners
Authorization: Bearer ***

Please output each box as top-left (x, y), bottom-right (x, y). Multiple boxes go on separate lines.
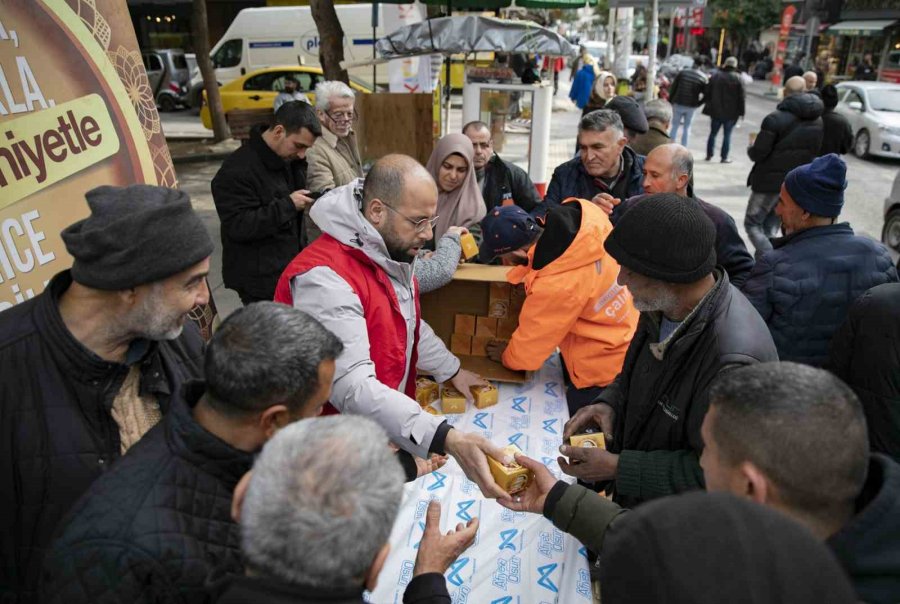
top-left (783, 154), bottom-right (847, 218)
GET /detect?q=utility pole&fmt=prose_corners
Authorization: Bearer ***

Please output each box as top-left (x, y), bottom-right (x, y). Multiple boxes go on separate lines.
top-left (647, 0), bottom-right (659, 100)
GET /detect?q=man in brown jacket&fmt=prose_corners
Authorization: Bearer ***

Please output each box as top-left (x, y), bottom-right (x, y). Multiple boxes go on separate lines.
top-left (304, 80), bottom-right (364, 245)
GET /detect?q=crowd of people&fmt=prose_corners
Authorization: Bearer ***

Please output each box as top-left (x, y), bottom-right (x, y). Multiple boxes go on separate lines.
top-left (2, 69), bottom-right (899, 604)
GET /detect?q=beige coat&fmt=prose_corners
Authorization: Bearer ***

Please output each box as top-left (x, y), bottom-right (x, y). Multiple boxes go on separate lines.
top-left (303, 128), bottom-right (363, 245)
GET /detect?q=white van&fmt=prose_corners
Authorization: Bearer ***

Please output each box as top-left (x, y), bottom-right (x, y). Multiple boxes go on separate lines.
top-left (189, 4), bottom-right (386, 104)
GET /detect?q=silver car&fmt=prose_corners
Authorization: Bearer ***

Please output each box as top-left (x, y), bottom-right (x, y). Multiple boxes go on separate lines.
top-left (835, 81), bottom-right (900, 160)
top-left (883, 170), bottom-right (900, 253)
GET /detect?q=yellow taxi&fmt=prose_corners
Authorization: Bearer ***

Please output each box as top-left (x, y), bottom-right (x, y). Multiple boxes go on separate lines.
top-left (200, 65), bottom-right (371, 129)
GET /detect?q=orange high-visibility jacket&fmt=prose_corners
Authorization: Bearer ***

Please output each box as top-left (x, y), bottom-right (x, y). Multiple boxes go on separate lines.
top-left (503, 198), bottom-right (639, 388)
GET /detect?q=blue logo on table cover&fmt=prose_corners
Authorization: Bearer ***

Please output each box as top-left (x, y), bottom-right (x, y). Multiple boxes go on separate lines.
top-left (544, 382), bottom-right (560, 398)
top-left (491, 597), bottom-right (514, 604)
top-left (508, 433), bottom-right (526, 448)
top-left (428, 471), bottom-right (447, 491)
top-left (499, 528), bottom-right (518, 551)
top-left (473, 412), bottom-right (490, 429)
top-left (456, 500), bottom-right (476, 521)
top-left (412, 521), bottom-right (426, 549)
top-left (447, 557), bottom-right (470, 586)
top-left (512, 396), bottom-right (528, 413)
top-left (542, 419), bottom-right (558, 434)
top-left (537, 563), bottom-right (559, 593)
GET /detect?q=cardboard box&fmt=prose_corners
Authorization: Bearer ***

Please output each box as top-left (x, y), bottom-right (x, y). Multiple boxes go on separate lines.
top-left (569, 432), bottom-right (606, 450)
top-left (460, 232), bottom-right (479, 260)
top-left (454, 314), bottom-right (476, 336)
top-left (498, 317), bottom-right (518, 339)
top-left (450, 333), bottom-right (472, 355)
top-left (415, 377), bottom-right (439, 407)
top-left (471, 383), bottom-right (498, 409)
top-left (488, 444), bottom-right (533, 495)
top-left (475, 316), bottom-right (498, 337)
top-left (420, 265), bottom-right (527, 383)
top-left (441, 386), bottom-right (468, 414)
top-left (471, 335), bottom-right (492, 357)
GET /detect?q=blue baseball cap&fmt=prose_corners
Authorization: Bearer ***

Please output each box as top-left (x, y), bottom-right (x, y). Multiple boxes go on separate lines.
top-left (478, 205), bottom-right (541, 263)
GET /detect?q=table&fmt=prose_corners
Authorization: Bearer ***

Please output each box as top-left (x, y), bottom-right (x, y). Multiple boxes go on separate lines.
top-left (369, 356), bottom-right (593, 604)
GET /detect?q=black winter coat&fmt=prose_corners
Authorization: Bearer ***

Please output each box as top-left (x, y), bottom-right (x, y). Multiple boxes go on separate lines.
top-left (213, 573), bottom-right (450, 604)
top-left (820, 108), bottom-right (854, 155)
top-left (541, 146), bottom-right (645, 219)
top-left (668, 68), bottom-right (708, 108)
top-left (742, 223), bottom-right (898, 367)
top-left (211, 126), bottom-right (307, 300)
top-left (598, 271), bottom-right (777, 508)
top-left (747, 93), bottom-right (824, 193)
top-left (41, 382), bottom-right (253, 604)
top-left (702, 68), bottom-right (745, 121)
top-left (480, 154), bottom-right (541, 213)
top-left (829, 283), bottom-right (900, 461)
top-left (0, 272), bottom-right (204, 604)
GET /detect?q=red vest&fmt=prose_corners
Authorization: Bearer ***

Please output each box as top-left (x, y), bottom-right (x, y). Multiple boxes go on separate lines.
top-left (274, 234), bottom-right (421, 403)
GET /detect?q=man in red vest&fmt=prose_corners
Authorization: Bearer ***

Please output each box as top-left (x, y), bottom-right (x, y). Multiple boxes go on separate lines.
top-left (275, 154), bottom-right (511, 499)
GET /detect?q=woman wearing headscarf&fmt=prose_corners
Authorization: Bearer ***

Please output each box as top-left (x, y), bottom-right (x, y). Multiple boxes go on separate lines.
top-left (581, 70), bottom-right (617, 117)
top-left (415, 133), bottom-right (486, 292)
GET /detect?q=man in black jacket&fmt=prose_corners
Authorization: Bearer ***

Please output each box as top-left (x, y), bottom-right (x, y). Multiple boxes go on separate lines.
top-left (217, 416), bottom-right (475, 604)
top-left (820, 84), bottom-right (853, 155)
top-left (744, 76), bottom-right (824, 256)
top-left (543, 110), bottom-right (644, 220)
top-left (558, 194), bottom-right (776, 508)
top-left (0, 185), bottom-right (212, 604)
top-left (668, 60), bottom-right (708, 146)
top-left (212, 102), bottom-right (321, 305)
top-left (41, 303), bottom-right (344, 604)
top-left (462, 121), bottom-right (541, 214)
top-left (703, 57), bottom-right (745, 163)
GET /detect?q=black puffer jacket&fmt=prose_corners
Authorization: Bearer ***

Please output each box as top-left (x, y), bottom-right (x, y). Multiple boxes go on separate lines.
top-left (668, 68), bottom-right (708, 108)
top-left (212, 125), bottom-right (307, 300)
top-left (41, 382), bottom-right (253, 604)
top-left (0, 272), bottom-right (204, 604)
top-left (597, 271), bottom-right (777, 508)
top-left (480, 154), bottom-right (541, 213)
top-left (747, 93), bottom-right (824, 193)
top-left (702, 68), bottom-right (745, 121)
top-left (828, 283), bottom-right (900, 461)
top-left (820, 109), bottom-right (853, 156)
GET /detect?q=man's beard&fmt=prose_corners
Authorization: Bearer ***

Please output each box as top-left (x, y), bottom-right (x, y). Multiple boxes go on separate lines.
top-left (631, 285), bottom-right (679, 316)
top-left (128, 285), bottom-right (185, 341)
top-left (381, 220), bottom-right (416, 264)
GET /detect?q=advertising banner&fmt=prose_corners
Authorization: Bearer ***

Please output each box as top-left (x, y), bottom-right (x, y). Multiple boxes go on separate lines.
top-left (0, 0), bottom-right (179, 310)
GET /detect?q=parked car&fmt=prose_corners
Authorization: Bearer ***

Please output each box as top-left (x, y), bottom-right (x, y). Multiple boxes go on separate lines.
top-left (199, 65), bottom-right (371, 129)
top-left (659, 53), bottom-right (694, 79)
top-left (143, 49), bottom-right (191, 112)
top-left (835, 81), bottom-right (900, 159)
top-left (883, 171), bottom-right (900, 253)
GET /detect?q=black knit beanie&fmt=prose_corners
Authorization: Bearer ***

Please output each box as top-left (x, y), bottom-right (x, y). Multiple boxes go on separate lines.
top-left (62, 184), bottom-right (214, 290)
top-left (604, 193), bottom-right (716, 283)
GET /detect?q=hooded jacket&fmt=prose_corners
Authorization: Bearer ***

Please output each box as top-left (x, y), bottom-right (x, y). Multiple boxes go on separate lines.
top-left (741, 223), bottom-right (897, 367)
top-left (702, 68), bottom-right (745, 122)
top-left (502, 199), bottom-right (638, 388)
top-left (828, 454), bottom-right (900, 604)
top-left (747, 93), bottom-right (825, 193)
top-left (668, 68), bottom-right (708, 108)
top-left (829, 283), bottom-right (900, 461)
top-left (820, 108), bottom-right (853, 156)
top-left (275, 183), bottom-right (458, 459)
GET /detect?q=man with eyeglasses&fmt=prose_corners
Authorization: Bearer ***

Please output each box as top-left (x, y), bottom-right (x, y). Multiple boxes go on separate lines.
top-left (305, 80), bottom-right (365, 246)
top-left (274, 154), bottom-right (515, 502)
top-left (462, 121), bottom-right (541, 214)
top-left (212, 101), bottom-right (321, 305)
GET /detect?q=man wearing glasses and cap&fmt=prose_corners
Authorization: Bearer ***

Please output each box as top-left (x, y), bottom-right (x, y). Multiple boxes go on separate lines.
top-left (305, 80), bottom-right (365, 246)
top-left (274, 155), bottom-right (515, 502)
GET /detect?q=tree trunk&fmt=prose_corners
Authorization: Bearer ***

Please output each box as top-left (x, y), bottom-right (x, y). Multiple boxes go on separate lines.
top-left (310, 0), bottom-right (349, 83)
top-left (192, 0), bottom-right (230, 142)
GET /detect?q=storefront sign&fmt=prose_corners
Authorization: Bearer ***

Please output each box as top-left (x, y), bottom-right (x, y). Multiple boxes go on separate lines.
top-left (772, 5), bottom-right (797, 87)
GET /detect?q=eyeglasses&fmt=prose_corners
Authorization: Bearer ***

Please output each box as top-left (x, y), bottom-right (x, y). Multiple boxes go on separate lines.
top-left (383, 203), bottom-right (439, 234)
top-left (325, 110), bottom-right (357, 124)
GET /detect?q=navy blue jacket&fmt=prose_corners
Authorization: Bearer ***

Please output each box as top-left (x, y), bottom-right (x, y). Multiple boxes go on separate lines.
top-left (541, 146), bottom-right (644, 220)
top-left (741, 223), bottom-right (898, 366)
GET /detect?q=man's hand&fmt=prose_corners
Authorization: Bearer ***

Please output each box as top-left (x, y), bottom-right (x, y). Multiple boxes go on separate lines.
top-left (449, 369), bottom-right (488, 404)
top-left (558, 445), bottom-right (619, 482)
top-left (589, 192), bottom-right (621, 216)
top-left (413, 500), bottom-right (479, 577)
top-left (290, 189), bottom-right (315, 211)
top-left (485, 340), bottom-right (508, 363)
top-left (563, 402), bottom-right (616, 444)
top-left (497, 453), bottom-right (559, 515)
top-left (416, 454), bottom-right (449, 477)
top-left (444, 429), bottom-right (511, 500)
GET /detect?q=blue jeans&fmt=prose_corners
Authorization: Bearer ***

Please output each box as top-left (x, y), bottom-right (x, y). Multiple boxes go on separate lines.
top-left (707, 118), bottom-right (736, 160)
top-left (670, 104), bottom-right (696, 146)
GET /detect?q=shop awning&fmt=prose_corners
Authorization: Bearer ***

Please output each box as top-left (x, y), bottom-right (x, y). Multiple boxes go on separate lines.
top-left (827, 20), bottom-right (898, 35)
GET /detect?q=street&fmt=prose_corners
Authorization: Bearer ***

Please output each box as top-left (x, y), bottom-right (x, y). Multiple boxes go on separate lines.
top-left (173, 76), bottom-right (900, 318)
